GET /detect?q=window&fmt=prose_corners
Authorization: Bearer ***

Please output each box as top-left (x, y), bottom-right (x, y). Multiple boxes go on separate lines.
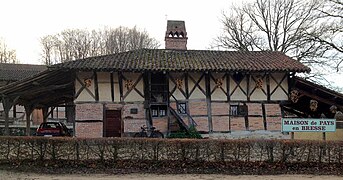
top-left (151, 105), bottom-right (167, 117)
top-left (230, 105), bottom-right (238, 116)
top-left (230, 104), bottom-right (248, 116)
top-left (177, 102), bottom-right (187, 114)
top-left (130, 108), bottom-right (138, 114)
top-left (152, 109), bottom-right (158, 117)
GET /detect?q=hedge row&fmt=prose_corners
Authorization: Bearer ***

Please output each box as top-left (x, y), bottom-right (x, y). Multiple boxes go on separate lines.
top-left (0, 137), bottom-right (343, 163)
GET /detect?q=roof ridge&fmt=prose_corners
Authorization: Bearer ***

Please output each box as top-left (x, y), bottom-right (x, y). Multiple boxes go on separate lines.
top-left (48, 49), bottom-right (310, 73)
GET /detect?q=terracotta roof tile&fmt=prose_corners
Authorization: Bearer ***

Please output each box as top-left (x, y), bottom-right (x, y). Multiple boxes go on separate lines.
top-left (50, 49), bottom-right (310, 73)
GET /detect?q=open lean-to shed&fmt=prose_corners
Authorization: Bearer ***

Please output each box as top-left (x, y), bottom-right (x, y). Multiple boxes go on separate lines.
top-left (0, 20), bottom-right (341, 139)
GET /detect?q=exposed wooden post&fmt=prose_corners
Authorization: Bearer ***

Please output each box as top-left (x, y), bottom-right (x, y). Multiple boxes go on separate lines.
top-left (13, 105), bottom-right (16, 118)
top-left (93, 71), bottom-right (99, 102)
top-left (147, 72), bottom-right (153, 127)
top-left (118, 72), bottom-right (124, 103)
top-left (226, 73), bottom-right (230, 102)
top-left (266, 73), bottom-right (271, 101)
top-left (3, 105), bottom-right (10, 136)
top-left (110, 72), bottom-right (114, 102)
top-left (2, 97), bottom-right (10, 136)
top-left (2, 96), bottom-right (19, 136)
top-left (185, 72), bottom-right (189, 99)
top-left (185, 72), bottom-right (191, 126)
top-left (205, 72), bottom-right (213, 133)
top-left (24, 105), bottom-right (34, 136)
top-left (262, 103), bottom-right (267, 130)
top-left (246, 73), bottom-right (250, 101)
top-left (42, 106), bottom-right (49, 123)
top-left (166, 72), bottom-right (171, 135)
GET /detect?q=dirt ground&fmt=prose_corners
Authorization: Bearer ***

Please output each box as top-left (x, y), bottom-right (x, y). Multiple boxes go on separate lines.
top-left (1, 170), bottom-right (343, 180)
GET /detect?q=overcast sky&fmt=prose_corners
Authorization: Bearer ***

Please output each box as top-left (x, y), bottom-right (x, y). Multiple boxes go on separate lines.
top-left (0, 0), bottom-right (241, 64)
top-left (1, 0), bottom-right (342, 89)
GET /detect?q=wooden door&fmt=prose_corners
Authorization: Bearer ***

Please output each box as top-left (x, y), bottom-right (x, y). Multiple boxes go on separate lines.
top-left (104, 110), bottom-right (121, 137)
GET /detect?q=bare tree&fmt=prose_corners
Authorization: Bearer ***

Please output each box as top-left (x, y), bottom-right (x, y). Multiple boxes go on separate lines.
top-left (307, 0), bottom-right (343, 72)
top-left (216, 0), bottom-right (320, 57)
top-left (40, 35), bottom-right (57, 65)
top-left (0, 38), bottom-right (18, 64)
top-left (216, 0), bottom-right (342, 70)
top-left (214, 0), bottom-right (343, 90)
top-left (40, 26), bottom-right (160, 65)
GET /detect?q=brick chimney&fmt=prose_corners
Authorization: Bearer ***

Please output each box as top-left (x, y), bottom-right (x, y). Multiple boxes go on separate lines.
top-left (165, 20), bottom-right (187, 50)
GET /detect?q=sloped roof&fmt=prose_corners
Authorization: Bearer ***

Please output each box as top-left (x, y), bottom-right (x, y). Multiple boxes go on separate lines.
top-left (282, 76), bottom-right (343, 118)
top-left (294, 77), bottom-right (343, 99)
top-left (0, 69), bottom-right (74, 107)
top-left (50, 49), bottom-right (310, 73)
top-left (0, 63), bottom-right (47, 81)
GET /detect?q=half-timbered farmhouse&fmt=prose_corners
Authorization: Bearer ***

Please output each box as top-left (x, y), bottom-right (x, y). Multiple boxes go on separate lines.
top-left (1, 20), bottom-right (342, 139)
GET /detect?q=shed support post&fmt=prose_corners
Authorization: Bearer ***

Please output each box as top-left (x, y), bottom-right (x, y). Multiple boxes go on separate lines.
top-left (1, 96), bottom-right (19, 136)
top-left (42, 106), bottom-right (48, 123)
top-left (24, 105), bottom-right (34, 136)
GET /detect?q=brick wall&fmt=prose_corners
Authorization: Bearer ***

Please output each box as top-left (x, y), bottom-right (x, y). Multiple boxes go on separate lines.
top-left (75, 103), bottom-right (103, 121)
top-left (122, 104), bottom-right (145, 119)
top-left (169, 116), bottom-right (180, 132)
top-left (75, 103), bottom-right (103, 137)
top-left (122, 103), bottom-right (146, 133)
top-left (170, 102), bottom-right (177, 110)
top-left (189, 100), bottom-right (207, 116)
top-left (267, 117), bottom-right (282, 130)
top-left (248, 117), bottom-right (264, 130)
top-left (265, 104), bottom-right (282, 116)
top-left (165, 38), bottom-right (187, 50)
top-left (230, 117), bottom-right (246, 131)
top-left (245, 103), bottom-right (264, 130)
top-left (152, 117), bottom-right (168, 133)
top-left (193, 117), bottom-right (209, 132)
top-left (212, 102), bottom-right (229, 116)
top-left (247, 103), bottom-right (263, 116)
top-left (265, 104), bottom-right (282, 131)
top-left (124, 119), bottom-right (146, 132)
top-left (212, 116), bottom-right (229, 131)
top-left (75, 122), bottom-right (103, 138)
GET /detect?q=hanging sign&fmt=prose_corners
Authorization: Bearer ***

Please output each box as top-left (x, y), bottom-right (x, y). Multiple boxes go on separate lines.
top-left (281, 118), bottom-right (336, 132)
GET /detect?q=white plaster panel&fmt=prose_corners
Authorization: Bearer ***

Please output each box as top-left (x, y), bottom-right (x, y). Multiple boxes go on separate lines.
top-left (230, 76), bottom-right (247, 101)
top-left (270, 73), bottom-right (288, 100)
top-left (170, 88), bottom-right (186, 100)
top-left (123, 72), bottom-right (144, 102)
top-left (210, 73), bottom-right (227, 101)
top-left (169, 73), bottom-right (186, 100)
top-left (75, 72), bottom-right (95, 102)
top-left (98, 83), bottom-right (112, 101)
top-left (249, 74), bottom-right (267, 101)
top-left (189, 73), bottom-right (206, 99)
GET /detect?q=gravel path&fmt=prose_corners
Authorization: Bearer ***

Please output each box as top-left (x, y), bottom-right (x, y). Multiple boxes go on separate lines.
top-left (1, 170), bottom-right (343, 180)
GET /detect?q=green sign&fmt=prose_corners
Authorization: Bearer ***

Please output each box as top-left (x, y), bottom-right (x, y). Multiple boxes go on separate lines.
top-left (281, 118), bottom-right (336, 132)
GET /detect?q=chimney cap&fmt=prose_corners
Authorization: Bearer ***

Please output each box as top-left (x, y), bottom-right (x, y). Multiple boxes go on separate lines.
top-left (167, 20), bottom-right (186, 31)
